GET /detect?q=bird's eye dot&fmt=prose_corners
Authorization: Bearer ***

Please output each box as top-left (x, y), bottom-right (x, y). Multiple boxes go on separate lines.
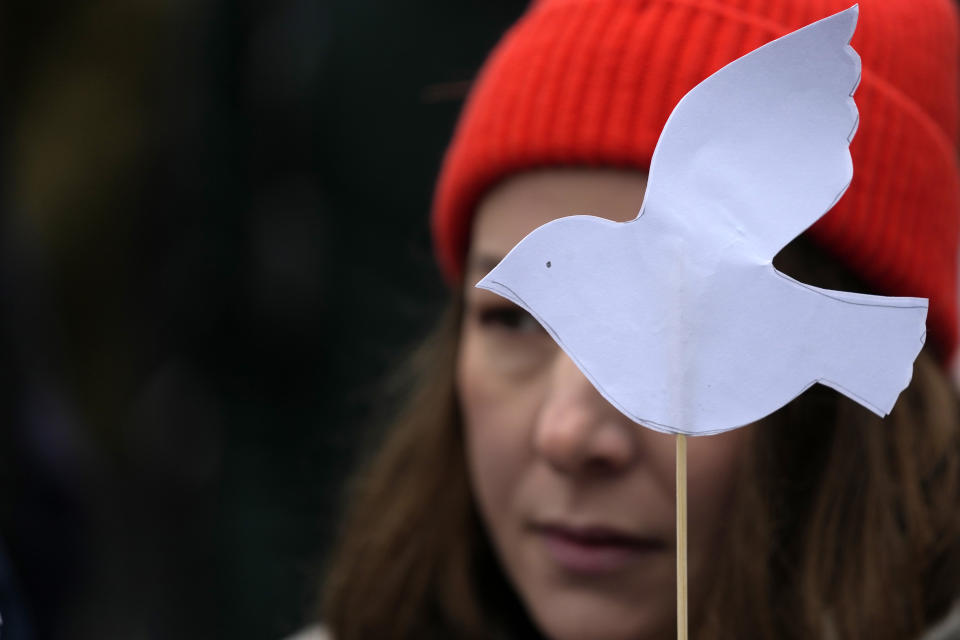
top-left (546, 261), bottom-right (552, 268)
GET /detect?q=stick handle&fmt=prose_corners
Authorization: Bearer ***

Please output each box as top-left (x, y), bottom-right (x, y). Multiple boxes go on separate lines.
top-left (677, 434), bottom-right (688, 640)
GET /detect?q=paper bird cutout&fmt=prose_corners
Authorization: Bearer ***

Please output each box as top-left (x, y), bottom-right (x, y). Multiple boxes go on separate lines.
top-left (476, 6), bottom-right (928, 436)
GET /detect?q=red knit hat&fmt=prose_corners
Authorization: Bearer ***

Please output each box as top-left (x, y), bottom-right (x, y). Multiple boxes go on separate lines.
top-left (432, 0), bottom-right (960, 362)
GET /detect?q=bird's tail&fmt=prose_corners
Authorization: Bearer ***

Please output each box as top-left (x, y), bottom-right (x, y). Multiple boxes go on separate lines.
top-left (812, 287), bottom-right (928, 417)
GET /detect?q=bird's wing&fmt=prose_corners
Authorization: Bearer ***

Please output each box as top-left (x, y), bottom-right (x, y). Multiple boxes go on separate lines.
top-left (638, 6), bottom-right (860, 262)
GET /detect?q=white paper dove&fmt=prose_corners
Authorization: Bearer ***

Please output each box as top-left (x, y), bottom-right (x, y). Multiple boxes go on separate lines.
top-left (476, 6), bottom-right (928, 436)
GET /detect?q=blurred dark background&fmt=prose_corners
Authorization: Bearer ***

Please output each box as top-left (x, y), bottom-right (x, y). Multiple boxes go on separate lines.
top-left (1, 1), bottom-right (526, 637)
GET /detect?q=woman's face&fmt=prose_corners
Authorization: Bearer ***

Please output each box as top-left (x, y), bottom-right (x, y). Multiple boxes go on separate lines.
top-left (457, 169), bottom-right (753, 640)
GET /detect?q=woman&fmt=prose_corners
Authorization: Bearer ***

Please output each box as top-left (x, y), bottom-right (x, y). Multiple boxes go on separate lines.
top-left (318, 0), bottom-right (960, 638)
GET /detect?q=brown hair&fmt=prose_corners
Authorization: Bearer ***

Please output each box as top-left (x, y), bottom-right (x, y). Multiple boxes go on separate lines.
top-left (321, 241), bottom-right (960, 640)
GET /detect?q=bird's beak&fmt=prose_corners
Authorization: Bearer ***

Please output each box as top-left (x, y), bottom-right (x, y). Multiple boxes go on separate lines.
top-left (475, 269), bottom-right (524, 307)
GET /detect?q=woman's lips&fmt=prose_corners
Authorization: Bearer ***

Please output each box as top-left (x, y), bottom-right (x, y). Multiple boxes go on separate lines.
top-left (535, 524), bottom-right (667, 574)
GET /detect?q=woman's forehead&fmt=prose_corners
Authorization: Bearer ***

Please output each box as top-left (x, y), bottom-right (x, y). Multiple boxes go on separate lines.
top-left (469, 168), bottom-right (648, 261)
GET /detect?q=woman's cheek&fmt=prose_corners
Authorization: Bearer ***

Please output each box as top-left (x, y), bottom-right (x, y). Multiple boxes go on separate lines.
top-left (457, 314), bottom-right (555, 416)
top-left (457, 326), bottom-right (554, 510)
top-left (687, 427), bottom-right (752, 519)
top-left (684, 426), bottom-right (754, 589)
top-left (459, 331), bottom-right (539, 438)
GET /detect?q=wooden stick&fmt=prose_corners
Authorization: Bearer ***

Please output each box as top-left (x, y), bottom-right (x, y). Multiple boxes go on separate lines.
top-left (677, 434), bottom-right (689, 640)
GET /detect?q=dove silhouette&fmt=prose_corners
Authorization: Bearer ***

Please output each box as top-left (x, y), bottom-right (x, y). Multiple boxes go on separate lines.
top-left (476, 6), bottom-right (928, 436)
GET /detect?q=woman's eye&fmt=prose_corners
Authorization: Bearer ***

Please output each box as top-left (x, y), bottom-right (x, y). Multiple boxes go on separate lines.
top-left (476, 304), bottom-right (544, 334)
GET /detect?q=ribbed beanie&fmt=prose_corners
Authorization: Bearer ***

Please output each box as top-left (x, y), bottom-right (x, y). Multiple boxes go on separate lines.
top-left (432, 0), bottom-right (960, 362)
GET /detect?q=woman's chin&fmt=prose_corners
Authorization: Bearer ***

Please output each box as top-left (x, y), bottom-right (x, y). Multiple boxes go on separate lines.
top-left (522, 588), bottom-right (671, 640)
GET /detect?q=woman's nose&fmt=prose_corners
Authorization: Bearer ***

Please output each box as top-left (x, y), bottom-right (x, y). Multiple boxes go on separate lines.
top-left (533, 352), bottom-right (637, 476)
